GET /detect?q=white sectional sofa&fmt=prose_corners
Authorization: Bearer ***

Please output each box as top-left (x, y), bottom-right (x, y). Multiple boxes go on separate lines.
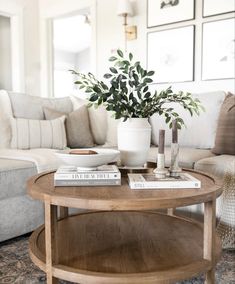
top-left (0, 90), bottom-right (234, 242)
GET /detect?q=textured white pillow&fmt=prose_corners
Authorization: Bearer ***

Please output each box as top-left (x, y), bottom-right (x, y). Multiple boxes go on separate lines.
top-left (150, 91), bottom-right (226, 149)
top-left (10, 116), bottom-right (67, 150)
top-left (104, 113), bottom-right (120, 147)
top-left (0, 90), bottom-right (13, 148)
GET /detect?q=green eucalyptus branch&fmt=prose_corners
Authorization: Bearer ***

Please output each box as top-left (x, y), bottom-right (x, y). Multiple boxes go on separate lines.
top-left (70, 49), bottom-right (204, 127)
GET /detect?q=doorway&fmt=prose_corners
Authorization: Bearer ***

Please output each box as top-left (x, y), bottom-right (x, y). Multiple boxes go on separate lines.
top-left (52, 10), bottom-right (92, 98)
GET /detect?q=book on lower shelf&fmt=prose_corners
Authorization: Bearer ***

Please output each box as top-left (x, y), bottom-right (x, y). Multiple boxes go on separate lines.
top-left (128, 172), bottom-right (201, 189)
top-left (54, 165), bottom-right (121, 187)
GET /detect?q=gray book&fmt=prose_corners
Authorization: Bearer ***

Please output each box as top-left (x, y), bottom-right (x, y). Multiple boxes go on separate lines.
top-left (54, 179), bottom-right (121, 187)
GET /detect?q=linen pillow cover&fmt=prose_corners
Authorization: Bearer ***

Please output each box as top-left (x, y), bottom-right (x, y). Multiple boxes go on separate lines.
top-left (70, 95), bottom-right (107, 145)
top-left (44, 106), bottom-right (94, 148)
top-left (212, 93), bottom-right (235, 155)
top-left (10, 116), bottom-right (67, 150)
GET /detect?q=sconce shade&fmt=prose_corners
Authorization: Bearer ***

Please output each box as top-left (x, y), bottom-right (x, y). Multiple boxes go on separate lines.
top-left (117, 0), bottom-right (133, 16)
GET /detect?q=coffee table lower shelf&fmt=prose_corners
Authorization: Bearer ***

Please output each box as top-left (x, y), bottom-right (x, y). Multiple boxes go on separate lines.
top-left (29, 211), bottom-right (221, 284)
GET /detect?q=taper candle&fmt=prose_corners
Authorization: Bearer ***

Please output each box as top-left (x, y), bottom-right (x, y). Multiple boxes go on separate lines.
top-left (158, 129), bottom-right (165, 154)
top-left (172, 120), bottom-right (178, 143)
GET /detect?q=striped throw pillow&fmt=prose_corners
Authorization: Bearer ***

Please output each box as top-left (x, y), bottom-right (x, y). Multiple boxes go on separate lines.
top-left (10, 116), bottom-right (67, 149)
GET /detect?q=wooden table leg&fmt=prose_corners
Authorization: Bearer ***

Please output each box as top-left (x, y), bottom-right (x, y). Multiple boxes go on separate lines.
top-left (45, 200), bottom-right (58, 284)
top-left (59, 206), bottom-right (69, 219)
top-left (204, 198), bottom-right (216, 284)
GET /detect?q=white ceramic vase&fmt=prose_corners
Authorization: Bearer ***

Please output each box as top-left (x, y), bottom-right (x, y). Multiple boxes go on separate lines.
top-left (117, 118), bottom-right (151, 167)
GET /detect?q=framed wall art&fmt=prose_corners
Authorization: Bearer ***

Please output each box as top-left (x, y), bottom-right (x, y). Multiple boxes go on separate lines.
top-left (203, 0), bottom-right (235, 17)
top-left (147, 0), bottom-right (195, 28)
top-left (147, 25), bottom-right (195, 83)
top-left (202, 18), bottom-right (235, 81)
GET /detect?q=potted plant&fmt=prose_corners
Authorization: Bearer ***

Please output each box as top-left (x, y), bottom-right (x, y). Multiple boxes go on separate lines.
top-left (71, 49), bottom-right (204, 166)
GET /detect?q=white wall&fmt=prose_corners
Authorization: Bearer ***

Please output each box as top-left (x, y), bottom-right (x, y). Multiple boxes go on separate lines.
top-left (95, 0), bottom-right (235, 94)
top-left (75, 48), bottom-right (90, 74)
top-left (0, 0), bottom-right (40, 96)
top-left (133, 0), bottom-right (235, 94)
top-left (2, 0), bottom-right (233, 96)
top-left (0, 15), bottom-right (12, 90)
top-left (22, 0), bottom-right (40, 97)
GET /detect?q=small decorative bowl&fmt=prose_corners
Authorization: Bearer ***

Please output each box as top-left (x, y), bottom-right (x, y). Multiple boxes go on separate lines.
top-left (55, 148), bottom-right (120, 169)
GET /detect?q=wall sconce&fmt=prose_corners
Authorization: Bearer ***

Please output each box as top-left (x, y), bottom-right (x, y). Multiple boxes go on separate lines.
top-left (117, 0), bottom-right (137, 44)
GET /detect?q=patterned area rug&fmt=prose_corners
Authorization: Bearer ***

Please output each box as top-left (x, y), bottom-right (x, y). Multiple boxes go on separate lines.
top-left (0, 234), bottom-right (234, 284)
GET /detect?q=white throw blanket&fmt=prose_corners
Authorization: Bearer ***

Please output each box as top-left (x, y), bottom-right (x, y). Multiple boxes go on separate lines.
top-left (0, 148), bottom-right (63, 173)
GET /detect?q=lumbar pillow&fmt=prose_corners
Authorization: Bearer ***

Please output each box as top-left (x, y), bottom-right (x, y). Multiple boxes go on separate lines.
top-left (10, 116), bottom-right (67, 150)
top-left (44, 105), bottom-right (94, 148)
top-left (212, 93), bottom-right (235, 155)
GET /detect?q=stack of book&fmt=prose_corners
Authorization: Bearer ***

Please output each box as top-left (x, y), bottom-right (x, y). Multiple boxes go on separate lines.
top-left (128, 172), bottom-right (201, 189)
top-left (54, 165), bottom-right (121, 186)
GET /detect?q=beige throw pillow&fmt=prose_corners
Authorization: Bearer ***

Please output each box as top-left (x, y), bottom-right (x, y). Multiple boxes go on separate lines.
top-left (10, 116), bottom-right (67, 150)
top-left (44, 106), bottom-right (94, 148)
top-left (212, 93), bottom-right (235, 155)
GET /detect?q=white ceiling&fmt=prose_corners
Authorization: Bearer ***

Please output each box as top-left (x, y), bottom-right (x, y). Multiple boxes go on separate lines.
top-left (53, 14), bottom-right (91, 53)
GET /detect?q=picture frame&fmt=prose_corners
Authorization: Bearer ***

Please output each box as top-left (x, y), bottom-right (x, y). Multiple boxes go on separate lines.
top-left (147, 0), bottom-right (195, 28)
top-left (147, 25), bottom-right (195, 84)
top-left (203, 0), bottom-right (235, 17)
top-left (202, 18), bottom-right (235, 81)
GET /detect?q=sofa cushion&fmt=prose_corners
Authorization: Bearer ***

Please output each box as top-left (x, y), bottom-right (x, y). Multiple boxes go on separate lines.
top-left (104, 114), bottom-right (120, 147)
top-left (0, 158), bottom-right (37, 200)
top-left (8, 92), bottom-right (73, 119)
top-left (0, 195), bottom-right (44, 242)
top-left (0, 90), bottom-right (13, 148)
top-left (148, 147), bottom-right (215, 169)
top-left (150, 91), bottom-right (226, 149)
top-left (71, 95), bottom-right (107, 145)
top-left (194, 155), bottom-right (235, 178)
top-left (10, 116), bottom-right (67, 150)
top-left (44, 106), bottom-right (94, 148)
top-left (212, 93), bottom-right (235, 155)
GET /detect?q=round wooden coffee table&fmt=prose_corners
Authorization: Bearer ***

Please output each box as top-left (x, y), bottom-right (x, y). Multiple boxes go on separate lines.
top-left (27, 168), bottom-right (222, 284)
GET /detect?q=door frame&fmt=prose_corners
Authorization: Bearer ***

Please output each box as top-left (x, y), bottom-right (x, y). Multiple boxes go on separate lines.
top-left (0, 1), bottom-right (25, 92)
top-left (40, 0), bottom-right (97, 98)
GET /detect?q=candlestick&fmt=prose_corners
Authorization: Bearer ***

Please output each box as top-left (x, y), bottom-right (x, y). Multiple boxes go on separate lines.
top-left (158, 129), bottom-right (165, 154)
top-left (172, 119), bottom-right (178, 143)
top-left (170, 120), bottom-right (181, 177)
top-left (153, 129), bottom-right (168, 178)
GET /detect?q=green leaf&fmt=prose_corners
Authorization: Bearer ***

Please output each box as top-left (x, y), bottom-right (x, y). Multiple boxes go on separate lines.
top-left (109, 56), bottom-right (117, 61)
top-left (147, 71), bottom-right (155, 76)
top-left (104, 73), bottom-right (112, 79)
top-left (89, 94), bottom-right (98, 102)
top-left (165, 116), bottom-right (171, 124)
top-left (93, 86), bottom-right (101, 93)
top-left (117, 49), bottom-right (124, 57)
top-left (144, 78), bottom-right (153, 83)
top-left (143, 86), bottom-right (148, 93)
top-left (110, 67), bottom-right (118, 74)
top-left (129, 53), bottom-right (133, 61)
top-left (144, 92), bottom-right (151, 99)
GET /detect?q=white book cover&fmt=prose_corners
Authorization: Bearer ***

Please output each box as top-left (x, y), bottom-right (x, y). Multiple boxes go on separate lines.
top-left (55, 165), bottom-right (120, 180)
top-left (128, 172), bottom-right (201, 189)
